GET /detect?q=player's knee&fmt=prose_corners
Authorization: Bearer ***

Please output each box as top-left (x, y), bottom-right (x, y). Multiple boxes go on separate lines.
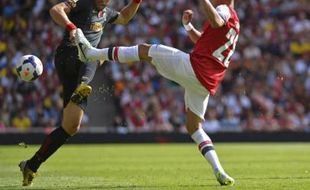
top-left (138, 44), bottom-right (152, 62)
top-left (62, 116), bottom-right (82, 135)
top-left (62, 122), bottom-right (81, 135)
top-left (185, 124), bottom-right (199, 135)
top-left (186, 110), bottom-right (203, 135)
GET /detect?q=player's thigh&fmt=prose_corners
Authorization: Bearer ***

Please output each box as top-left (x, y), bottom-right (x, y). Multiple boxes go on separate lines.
top-left (148, 44), bottom-right (191, 83)
top-left (149, 44), bottom-right (210, 120)
top-left (184, 88), bottom-right (210, 121)
top-left (180, 61), bottom-right (210, 120)
top-left (54, 45), bottom-right (81, 79)
top-left (54, 45), bottom-right (82, 108)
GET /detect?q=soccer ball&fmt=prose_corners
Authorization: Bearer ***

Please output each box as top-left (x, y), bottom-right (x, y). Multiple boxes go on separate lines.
top-left (16, 55), bottom-right (43, 82)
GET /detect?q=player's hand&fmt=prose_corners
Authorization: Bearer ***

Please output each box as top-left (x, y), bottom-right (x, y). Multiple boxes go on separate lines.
top-left (69, 28), bottom-right (77, 42)
top-left (182, 10), bottom-right (193, 25)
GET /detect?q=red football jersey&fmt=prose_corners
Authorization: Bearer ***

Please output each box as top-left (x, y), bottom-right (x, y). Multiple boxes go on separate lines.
top-left (190, 5), bottom-right (240, 95)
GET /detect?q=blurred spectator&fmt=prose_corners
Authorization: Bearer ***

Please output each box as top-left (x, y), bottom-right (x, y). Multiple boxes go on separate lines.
top-left (202, 108), bottom-right (221, 133)
top-left (12, 110), bottom-right (32, 131)
top-left (220, 107), bottom-right (241, 132)
top-left (0, 0), bottom-right (309, 132)
top-left (0, 120), bottom-right (6, 132)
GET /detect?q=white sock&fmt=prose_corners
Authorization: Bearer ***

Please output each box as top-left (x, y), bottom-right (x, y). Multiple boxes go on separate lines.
top-left (88, 48), bottom-right (109, 61)
top-left (88, 46), bottom-right (139, 63)
top-left (191, 127), bottom-right (225, 173)
top-left (117, 46), bottom-right (140, 63)
top-left (91, 46), bottom-right (140, 63)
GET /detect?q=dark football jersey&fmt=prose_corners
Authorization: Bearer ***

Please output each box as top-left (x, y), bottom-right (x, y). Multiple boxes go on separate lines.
top-left (62, 0), bottom-right (119, 47)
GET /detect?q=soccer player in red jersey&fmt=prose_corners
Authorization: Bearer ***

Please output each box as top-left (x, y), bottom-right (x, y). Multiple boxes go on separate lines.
top-left (76, 0), bottom-right (239, 186)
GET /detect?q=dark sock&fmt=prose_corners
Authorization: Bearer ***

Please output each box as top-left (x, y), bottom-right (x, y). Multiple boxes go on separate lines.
top-left (79, 62), bottom-right (98, 84)
top-left (27, 127), bottom-right (71, 172)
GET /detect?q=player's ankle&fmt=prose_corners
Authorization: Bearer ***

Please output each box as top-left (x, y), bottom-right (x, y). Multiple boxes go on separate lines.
top-left (214, 168), bottom-right (225, 175)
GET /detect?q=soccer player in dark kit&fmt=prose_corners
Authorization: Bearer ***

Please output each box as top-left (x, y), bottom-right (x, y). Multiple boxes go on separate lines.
top-left (18, 0), bottom-right (142, 186)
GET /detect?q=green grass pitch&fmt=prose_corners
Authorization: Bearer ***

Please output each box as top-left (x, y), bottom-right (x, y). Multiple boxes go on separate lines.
top-left (0, 143), bottom-right (310, 190)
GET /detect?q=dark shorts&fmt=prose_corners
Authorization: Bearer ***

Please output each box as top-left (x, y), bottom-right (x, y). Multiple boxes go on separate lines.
top-left (54, 43), bottom-right (97, 110)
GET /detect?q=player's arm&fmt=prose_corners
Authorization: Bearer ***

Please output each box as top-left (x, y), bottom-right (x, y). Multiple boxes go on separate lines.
top-left (199, 0), bottom-right (226, 28)
top-left (49, 2), bottom-right (77, 40)
top-left (182, 10), bottom-right (201, 44)
top-left (113, 0), bottom-right (142, 25)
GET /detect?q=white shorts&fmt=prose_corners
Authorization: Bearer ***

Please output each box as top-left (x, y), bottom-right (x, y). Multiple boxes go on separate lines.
top-left (149, 45), bottom-right (210, 120)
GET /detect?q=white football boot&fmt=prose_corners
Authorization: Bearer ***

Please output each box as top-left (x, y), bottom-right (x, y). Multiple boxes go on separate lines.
top-left (75, 28), bottom-right (97, 63)
top-left (215, 170), bottom-right (235, 186)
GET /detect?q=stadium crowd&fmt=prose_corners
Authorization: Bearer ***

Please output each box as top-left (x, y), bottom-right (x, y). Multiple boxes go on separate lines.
top-left (0, 0), bottom-right (309, 133)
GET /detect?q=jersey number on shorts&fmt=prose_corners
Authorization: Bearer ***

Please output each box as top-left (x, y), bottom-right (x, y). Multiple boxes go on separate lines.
top-left (212, 28), bottom-right (239, 67)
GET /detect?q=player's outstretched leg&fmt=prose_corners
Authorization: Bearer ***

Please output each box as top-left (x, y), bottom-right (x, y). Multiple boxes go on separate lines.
top-left (75, 29), bottom-right (98, 63)
top-left (75, 28), bottom-right (141, 64)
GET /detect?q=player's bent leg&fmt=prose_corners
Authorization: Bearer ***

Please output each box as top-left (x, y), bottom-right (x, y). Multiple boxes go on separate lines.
top-left (70, 82), bottom-right (92, 106)
top-left (62, 103), bottom-right (84, 135)
top-left (71, 61), bottom-right (97, 105)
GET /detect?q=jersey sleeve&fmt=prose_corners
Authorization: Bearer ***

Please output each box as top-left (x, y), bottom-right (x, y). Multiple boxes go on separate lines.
top-left (105, 7), bottom-right (119, 24)
top-left (216, 5), bottom-right (231, 23)
top-left (65, 0), bottom-right (88, 13)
